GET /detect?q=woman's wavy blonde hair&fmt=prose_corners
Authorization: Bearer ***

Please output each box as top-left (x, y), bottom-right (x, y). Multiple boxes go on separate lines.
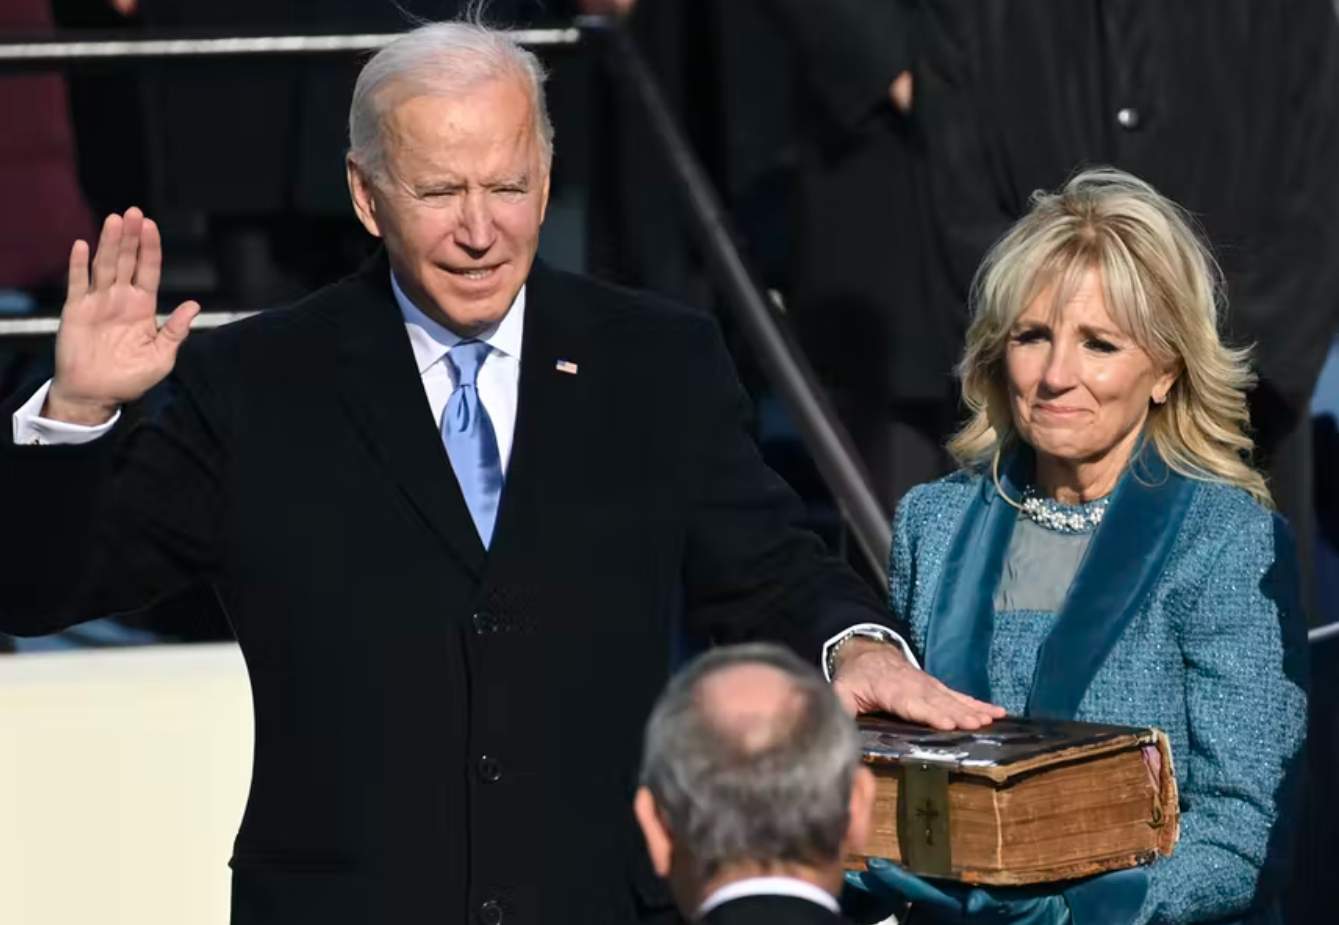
top-left (947, 167), bottom-right (1271, 506)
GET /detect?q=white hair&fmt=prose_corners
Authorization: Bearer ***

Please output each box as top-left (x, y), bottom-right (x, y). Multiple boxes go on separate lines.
top-left (348, 20), bottom-right (555, 181)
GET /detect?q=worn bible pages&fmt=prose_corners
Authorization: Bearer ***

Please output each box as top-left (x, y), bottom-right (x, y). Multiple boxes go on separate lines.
top-left (847, 715), bottom-right (1179, 885)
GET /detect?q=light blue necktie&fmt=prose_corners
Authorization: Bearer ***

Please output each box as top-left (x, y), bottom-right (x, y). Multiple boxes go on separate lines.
top-left (442, 340), bottom-right (504, 548)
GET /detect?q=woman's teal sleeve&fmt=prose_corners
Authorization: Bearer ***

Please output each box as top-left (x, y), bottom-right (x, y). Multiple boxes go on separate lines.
top-left (1134, 512), bottom-right (1308, 923)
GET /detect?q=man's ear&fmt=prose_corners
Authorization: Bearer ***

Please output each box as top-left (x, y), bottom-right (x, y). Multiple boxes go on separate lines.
top-left (346, 157), bottom-right (383, 239)
top-left (537, 165), bottom-right (552, 226)
top-left (843, 766), bottom-right (877, 856)
top-left (633, 786), bottom-right (673, 878)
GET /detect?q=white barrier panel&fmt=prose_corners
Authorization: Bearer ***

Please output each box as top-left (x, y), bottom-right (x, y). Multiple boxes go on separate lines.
top-left (0, 643), bottom-right (253, 925)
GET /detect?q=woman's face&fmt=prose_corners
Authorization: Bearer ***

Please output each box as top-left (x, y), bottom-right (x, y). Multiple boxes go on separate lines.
top-left (1005, 268), bottom-right (1177, 479)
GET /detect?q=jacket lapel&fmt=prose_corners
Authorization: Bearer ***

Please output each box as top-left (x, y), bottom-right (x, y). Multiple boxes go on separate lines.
top-left (482, 262), bottom-right (593, 578)
top-left (1026, 444), bottom-right (1196, 719)
top-left (925, 443), bottom-right (1196, 716)
top-left (333, 258), bottom-right (486, 578)
top-left (923, 450), bottom-right (1027, 701)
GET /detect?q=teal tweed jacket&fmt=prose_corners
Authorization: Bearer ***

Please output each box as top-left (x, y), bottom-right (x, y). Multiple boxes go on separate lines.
top-left (889, 449), bottom-right (1308, 925)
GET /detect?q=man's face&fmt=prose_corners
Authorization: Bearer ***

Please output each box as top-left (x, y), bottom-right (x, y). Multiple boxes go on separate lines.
top-left (348, 78), bottom-right (550, 336)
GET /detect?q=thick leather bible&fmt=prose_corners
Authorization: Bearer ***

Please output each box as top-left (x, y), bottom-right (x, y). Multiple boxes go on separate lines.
top-left (847, 715), bottom-right (1179, 885)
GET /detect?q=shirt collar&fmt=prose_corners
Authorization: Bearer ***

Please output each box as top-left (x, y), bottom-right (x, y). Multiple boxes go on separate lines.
top-left (391, 270), bottom-right (526, 375)
top-left (697, 876), bottom-right (839, 918)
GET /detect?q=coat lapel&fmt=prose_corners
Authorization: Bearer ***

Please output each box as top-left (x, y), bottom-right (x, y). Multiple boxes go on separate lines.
top-left (482, 262), bottom-right (593, 578)
top-left (333, 258), bottom-right (486, 578)
top-left (923, 450), bottom-right (1027, 701)
top-left (1026, 445), bottom-right (1196, 719)
top-left (925, 442), bottom-right (1196, 718)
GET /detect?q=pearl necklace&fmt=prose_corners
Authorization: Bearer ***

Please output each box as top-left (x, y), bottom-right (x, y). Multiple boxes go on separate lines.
top-left (1019, 487), bottom-right (1110, 534)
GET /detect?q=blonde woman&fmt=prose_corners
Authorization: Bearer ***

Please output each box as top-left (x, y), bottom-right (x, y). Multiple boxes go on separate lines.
top-left (851, 169), bottom-right (1307, 924)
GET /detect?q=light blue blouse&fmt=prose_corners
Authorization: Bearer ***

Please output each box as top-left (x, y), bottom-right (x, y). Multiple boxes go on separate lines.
top-left (993, 514), bottom-right (1095, 613)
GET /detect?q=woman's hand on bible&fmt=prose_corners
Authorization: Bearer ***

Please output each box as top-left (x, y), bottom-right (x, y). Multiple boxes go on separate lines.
top-left (830, 638), bottom-right (1004, 730)
top-left (46, 208), bottom-right (200, 425)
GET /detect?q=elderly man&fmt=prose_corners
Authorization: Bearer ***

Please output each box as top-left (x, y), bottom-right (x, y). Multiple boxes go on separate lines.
top-left (0, 20), bottom-right (997, 925)
top-left (634, 643), bottom-right (873, 924)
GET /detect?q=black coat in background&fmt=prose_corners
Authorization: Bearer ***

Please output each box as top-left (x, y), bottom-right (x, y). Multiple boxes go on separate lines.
top-left (763, 0), bottom-right (946, 400)
top-left (0, 258), bottom-right (897, 925)
top-left (755, 0), bottom-right (955, 513)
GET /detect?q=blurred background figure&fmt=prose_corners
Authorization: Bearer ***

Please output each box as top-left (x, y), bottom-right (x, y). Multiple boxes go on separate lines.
top-left (634, 643), bottom-right (874, 924)
top-left (599, 0), bottom-right (948, 521)
top-left (757, 0), bottom-right (953, 519)
top-left (0, 0), bottom-right (94, 315)
top-left (0, 0), bottom-right (95, 654)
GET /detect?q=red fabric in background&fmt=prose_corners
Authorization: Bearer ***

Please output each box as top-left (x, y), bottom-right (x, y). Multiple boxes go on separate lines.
top-left (0, 0), bottom-right (94, 290)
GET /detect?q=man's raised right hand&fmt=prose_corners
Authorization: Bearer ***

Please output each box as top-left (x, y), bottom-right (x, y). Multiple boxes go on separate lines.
top-left (44, 208), bottom-right (201, 425)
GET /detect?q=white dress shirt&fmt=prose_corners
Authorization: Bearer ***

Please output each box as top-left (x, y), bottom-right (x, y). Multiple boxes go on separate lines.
top-left (697, 876), bottom-right (840, 918)
top-left (391, 272), bottom-right (523, 472)
top-left (12, 378), bottom-right (120, 446)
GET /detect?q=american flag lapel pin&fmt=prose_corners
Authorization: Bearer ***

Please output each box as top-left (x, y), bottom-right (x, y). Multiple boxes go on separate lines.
top-left (555, 359), bottom-right (579, 375)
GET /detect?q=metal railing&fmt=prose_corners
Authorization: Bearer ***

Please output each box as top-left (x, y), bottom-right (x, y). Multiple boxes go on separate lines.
top-left (1310, 621), bottom-right (1339, 643)
top-left (0, 29), bottom-right (580, 67)
top-left (0, 313), bottom-right (255, 337)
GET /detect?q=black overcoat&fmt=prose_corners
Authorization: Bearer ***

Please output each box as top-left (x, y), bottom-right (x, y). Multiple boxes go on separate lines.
top-left (762, 0), bottom-right (952, 403)
top-left (0, 259), bottom-right (896, 924)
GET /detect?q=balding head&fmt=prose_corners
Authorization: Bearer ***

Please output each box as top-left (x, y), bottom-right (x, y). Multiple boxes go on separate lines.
top-left (696, 662), bottom-right (807, 754)
top-left (635, 643), bottom-right (868, 900)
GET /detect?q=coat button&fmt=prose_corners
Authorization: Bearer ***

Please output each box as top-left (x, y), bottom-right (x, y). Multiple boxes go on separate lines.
top-left (477, 755), bottom-right (502, 783)
top-left (478, 899), bottom-right (503, 925)
top-left (472, 610), bottom-right (493, 634)
top-left (1116, 106), bottom-right (1141, 130)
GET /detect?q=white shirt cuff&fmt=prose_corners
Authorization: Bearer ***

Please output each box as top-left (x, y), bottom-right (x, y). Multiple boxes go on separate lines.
top-left (11, 379), bottom-right (121, 446)
top-left (821, 622), bottom-right (920, 681)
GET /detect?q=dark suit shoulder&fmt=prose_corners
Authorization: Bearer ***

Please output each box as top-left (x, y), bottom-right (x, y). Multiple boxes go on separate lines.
top-left (175, 262), bottom-right (392, 387)
top-left (202, 266), bottom-right (379, 346)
